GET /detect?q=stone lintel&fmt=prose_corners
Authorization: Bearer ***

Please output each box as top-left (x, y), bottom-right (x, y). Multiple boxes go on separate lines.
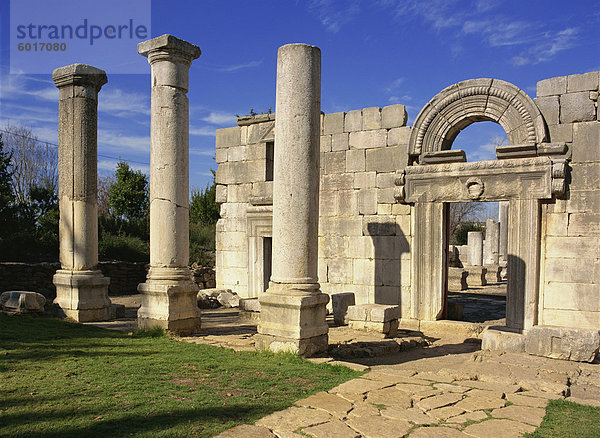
top-left (52, 63), bottom-right (107, 90)
top-left (403, 157), bottom-right (555, 203)
top-left (421, 149), bottom-right (467, 164)
top-left (495, 143), bottom-right (537, 159)
top-left (237, 113), bottom-right (276, 126)
top-left (137, 34), bottom-right (201, 63)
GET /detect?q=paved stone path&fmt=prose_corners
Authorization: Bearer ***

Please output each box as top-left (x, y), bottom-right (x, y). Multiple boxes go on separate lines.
top-left (215, 339), bottom-right (600, 437)
top-left (90, 295), bottom-right (600, 437)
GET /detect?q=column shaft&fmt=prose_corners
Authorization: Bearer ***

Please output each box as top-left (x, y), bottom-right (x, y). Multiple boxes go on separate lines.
top-left (52, 64), bottom-right (111, 322)
top-left (137, 34), bottom-right (201, 335)
top-left (467, 231), bottom-right (484, 266)
top-left (257, 44), bottom-right (329, 356)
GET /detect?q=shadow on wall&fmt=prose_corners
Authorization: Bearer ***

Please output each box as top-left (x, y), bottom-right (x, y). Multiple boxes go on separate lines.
top-left (366, 221), bottom-right (409, 307)
top-left (506, 253), bottom-right (526, 330)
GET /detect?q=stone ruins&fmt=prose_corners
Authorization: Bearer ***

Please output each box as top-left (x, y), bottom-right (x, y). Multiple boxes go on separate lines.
top-left (47, 34), bottom-right (599, 361)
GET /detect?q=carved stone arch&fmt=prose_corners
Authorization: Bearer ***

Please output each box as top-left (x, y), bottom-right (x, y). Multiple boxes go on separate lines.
top-left (408, 78), bottom-right (548, 161)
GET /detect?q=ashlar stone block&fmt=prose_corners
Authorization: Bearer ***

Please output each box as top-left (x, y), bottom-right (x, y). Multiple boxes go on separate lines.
top-left (344, 109), bottom-right (362, 132)
top-left (359, 188), bottom-right (378, 215)
top-left (366, 146), bottom-right (407, 172)
top-left (331, 132), bottom-right (349, 151)
top-left (323, 112), bottom-right (345, 134)
top-left (525, 326), bottom-right (600, 362)
top-left (387, 127), bottom-right (412, 146)
top-left (346, 149), bottom-right (366, 172)
top-left (331, 292), bottom-right (355, 325)
top-left (216, 126), bottom-right (241, 148)
top-left (567, 72), bottom-right (600, 92)
top-left (534, 96), bottom-right (559, 126)
top-left (572, 122), bottom-right (600, 163)
top-left (381, 104), bottom-right (407, 128)
top-left (537, 76), bottom-right (567, 97)
top-left (349, 129), bottom-right (387, 149)
top-left (362, 107), bottom-right (382, 130)
top-left (560, 92), bottom-right (596, 123)
top-left (354, 171), bottom-right (377, 188)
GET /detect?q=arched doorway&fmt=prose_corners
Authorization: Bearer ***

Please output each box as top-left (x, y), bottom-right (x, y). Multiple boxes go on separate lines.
top-left (396, 78), bottom-right (566, 331)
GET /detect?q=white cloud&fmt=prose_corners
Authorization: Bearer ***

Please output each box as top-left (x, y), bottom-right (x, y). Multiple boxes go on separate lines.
top-left (100, 88), bottom-right (150, 116)
top-left (98, 129), bottom-right (150, 153)
top-left (308, 0), bottom-right (361, 33)
top-left (98, 159), bottom-right (149, 175)
top-left (202, 111), bottom-right (234, 125)
top-left (189, 125), bottom-right (216, 137)
top-left (201, 60), bottom-right (263, 72)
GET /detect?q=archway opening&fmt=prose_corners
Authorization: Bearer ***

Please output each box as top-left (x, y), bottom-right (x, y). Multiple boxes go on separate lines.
top-left (451, 121), bottom-right (508, 162)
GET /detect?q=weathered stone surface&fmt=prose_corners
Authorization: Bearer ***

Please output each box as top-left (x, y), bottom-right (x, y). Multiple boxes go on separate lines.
top-left (525, 326), bottom-right (600, 362)
top-left (329, 377), bottom-right (390, 395)
top-left (534, 96), bottom-right (560, 125)
top-left (537, 76), bottom-right (567, 96)
top-left (331, 292), bottom-right (355, 325)
top-left (349, 130), bottom-right (387, 149)
top-left (346, 149), bottom-right (365, 172)
top-left (445, 410), bottom-right (488, 424)
top-left (467, 232), bottom-right (483, 266)
top-left (346, 415), bottom-right (412, 438)
top-left (567, 71), bottom-right (599, 92)
top-left (217, 291), bottom-right (240, 308)
top-left (409, 426), bottom-right (470, 437)
top-left (344, 110), bottom-right (362, 132)
top-left (302, 419), bottom-right (359, 438)
top-left (256, 406), bottom-right (332, 432)
top-left (454, 395), bottom-right (506, 412)
top-left (323, 112), bottom-right (345, 134)
top-left (572, 122), bottom-right (600, 163)
top-left (463, 419), bottom-right (536, 437)
top-left (381, 104), bottom-right (407, 129)
top-left (448, 268), bottom-right (467, 291)
top-left (490, 405), bottom-right (546, 426)
top-left (296, 392), bottom-right (353, 418)
top-left (427, 405), bottom-right (465, 420)
top-left (505, 393), bottom-right (549, 408)
top-left (362, 107), bottom-right (382, 130)
top-left (481, 327), bottom-right (525, 354)
top-left (560, 91), bottom-right (596, 123)
top-left (416, 393), bottom-right (463, 411)
top-left (366, 386), bottom-right (412, 408)
top-left (381, 407), bottom-right (438, 424)
top-left (0, 291), bottom-right (46, 313)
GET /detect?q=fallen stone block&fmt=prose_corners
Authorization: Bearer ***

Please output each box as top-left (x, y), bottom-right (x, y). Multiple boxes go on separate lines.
top-left (346, 303), bottom-right (401, 336)
top-left (481, 326), bottom-right (525, 353)
top-left (1, 291), bottom-right (46, 313)
top-left (331, 292), bottom-right (355, 325)
top-left (217, 291), bottom-right (240, 308)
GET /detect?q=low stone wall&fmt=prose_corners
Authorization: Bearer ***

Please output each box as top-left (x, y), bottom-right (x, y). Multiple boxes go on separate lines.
top-left (0, 262), bottom-right (216, 300)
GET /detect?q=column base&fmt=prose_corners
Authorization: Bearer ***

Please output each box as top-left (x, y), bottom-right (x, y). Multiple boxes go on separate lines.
top-left (53, 270), bottom-right (111, 322)
top-left (257, 284), bottom-right (329, 356)
top-left (137, 272), bottom-right (200, 335)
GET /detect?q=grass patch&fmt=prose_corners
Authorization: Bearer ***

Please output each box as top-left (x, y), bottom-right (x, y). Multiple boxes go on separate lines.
top-left (0, 314), bottom-right (361, 437)
top-left (526, 399), bottom-right (600, 438)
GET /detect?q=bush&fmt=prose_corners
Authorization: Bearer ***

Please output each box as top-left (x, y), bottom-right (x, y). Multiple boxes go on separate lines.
top-left (99, 234), bottom-right (149, 262)
top-left (453, 222), bottom-right (484, 246)
top-left (189, 222), bottom-right (215, 267)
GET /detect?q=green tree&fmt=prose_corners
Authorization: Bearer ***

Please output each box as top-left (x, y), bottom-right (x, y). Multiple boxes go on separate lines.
top-left (190, 181), bottom-right (220, 225)
top-left (0, 134), bottom-right (15, 236)
top-left (108, 161), bottom-right (149, 221)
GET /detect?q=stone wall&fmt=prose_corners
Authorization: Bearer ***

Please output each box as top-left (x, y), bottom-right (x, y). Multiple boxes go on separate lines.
top-left (0, 262), bottom-right (216, 300)
top-left (215, 105), bottom-right (412, 306)
top-left (535, 71), bottom-right (600, 329)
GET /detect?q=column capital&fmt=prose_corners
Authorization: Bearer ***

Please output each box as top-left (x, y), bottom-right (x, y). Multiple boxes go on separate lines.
top-left (138, 34), bottom-right (201, 66)
top-left (52, 64), bottom-right (107, 90)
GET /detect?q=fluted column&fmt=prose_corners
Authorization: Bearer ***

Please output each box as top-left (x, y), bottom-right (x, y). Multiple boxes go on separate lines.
top-left (52, 64), bottom-right (111, 322)
top-left (257, 44), bottom-right (329, 356)
top-left (137, 34), bottom-right (201, 334)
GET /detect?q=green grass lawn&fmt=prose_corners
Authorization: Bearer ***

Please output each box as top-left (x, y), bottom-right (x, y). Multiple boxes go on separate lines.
top-left (526, 399), bottom-right (600, 438)
top-left (0, 314), bottom-right (361, 437)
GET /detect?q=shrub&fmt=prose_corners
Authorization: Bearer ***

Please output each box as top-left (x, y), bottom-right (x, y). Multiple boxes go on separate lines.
top-left (189, 222), bottom-right (215, 267)
top-left (453, 222), bottom-right (484, 246)
top-left (99, 234), bottom-right (149, 262)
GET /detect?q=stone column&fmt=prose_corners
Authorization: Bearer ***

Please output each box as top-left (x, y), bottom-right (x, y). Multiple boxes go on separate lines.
top-left (257, 43), bottom-right (329, 356)
top-left (52, 64), bottom-right (111, 322)
top-left (137, 34), bottom-right (201, 334)
top-left (483, 218), bottom-right (500, 265)
top-left (467, 231), bottom-right (483, 266)
top-left (498, 201), bottom-right (509, 264)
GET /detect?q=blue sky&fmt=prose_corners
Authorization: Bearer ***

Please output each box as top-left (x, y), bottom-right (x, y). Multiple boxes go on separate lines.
top-left (0, 0), bottom-right (598, 190)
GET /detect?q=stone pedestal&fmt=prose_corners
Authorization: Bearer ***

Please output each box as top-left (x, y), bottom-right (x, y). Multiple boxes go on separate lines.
top-left (52, 64), bottom-right (110, 322)
top-left (137, 35), bottom-right (201, 335)
top-left (346, 304), bottom-right (401, 337)
top-left (257, 43), bottom-right (329, 356)
top-left (54, 270), bottom-right (111, 321)
top-left (448, 267), bottom-right (468, 291)
top-left (465, 266), bottom-right (487, 286)
top-left (467, 231), bottom-right (483, 266)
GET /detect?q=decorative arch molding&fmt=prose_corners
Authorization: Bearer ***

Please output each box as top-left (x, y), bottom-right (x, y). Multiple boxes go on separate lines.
top-left (408, 78), bottom-right (548, 161)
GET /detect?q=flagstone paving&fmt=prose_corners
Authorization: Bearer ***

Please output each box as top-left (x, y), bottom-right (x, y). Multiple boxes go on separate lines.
top-left (215, 337), bottom-right (600, 438)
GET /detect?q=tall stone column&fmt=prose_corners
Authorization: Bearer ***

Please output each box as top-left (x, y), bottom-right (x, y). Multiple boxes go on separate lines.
top-left (483, 218), bottom-right (500, 265)
top-left (467, 231), bottom-right (484, 266)
top-left (137, 35), bottom-right (201, 334)
top-left (498, 201), bottom-right (509, 264)
top-left (257, 43), bottom-right (329, 356)
top-left (52, 64), bottom-right (111, 322)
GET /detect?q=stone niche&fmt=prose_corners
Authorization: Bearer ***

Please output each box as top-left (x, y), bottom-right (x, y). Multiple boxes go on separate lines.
top-left (246, 206), bottom-right (273, 298)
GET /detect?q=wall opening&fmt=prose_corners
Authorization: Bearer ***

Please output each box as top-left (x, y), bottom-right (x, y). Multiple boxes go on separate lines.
top-left (445, 201), bottom-right (507, 324)
top-left (265, 141), bottom-right (274, 181)
top-left (451, 121), bottom-right (508, 162)
top-left (263, 236), bottom-right (272, 292)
